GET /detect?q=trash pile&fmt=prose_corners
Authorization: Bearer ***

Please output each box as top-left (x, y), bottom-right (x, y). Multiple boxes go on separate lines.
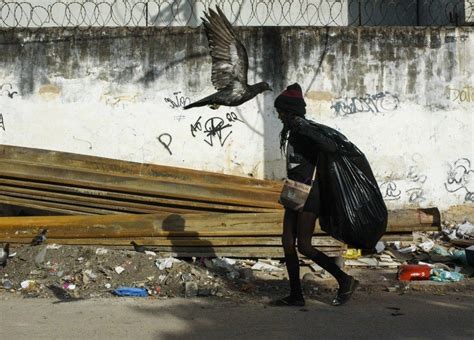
top-left (343, 220), bottom-right (474, 285)
top-left (442, 220), bottom-right (474, 245)
top-left (0, 243), bottom-right (297, 300)
top-left (1, 224), bottom-right (472, 301)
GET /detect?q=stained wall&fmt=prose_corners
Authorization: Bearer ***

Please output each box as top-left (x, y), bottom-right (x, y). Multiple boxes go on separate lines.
top-left (0, 26), bottom-right (472, 210)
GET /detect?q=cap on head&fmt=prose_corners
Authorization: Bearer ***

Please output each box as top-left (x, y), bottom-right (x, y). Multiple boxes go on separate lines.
top-left (274, 83), bottom-right (306, 116)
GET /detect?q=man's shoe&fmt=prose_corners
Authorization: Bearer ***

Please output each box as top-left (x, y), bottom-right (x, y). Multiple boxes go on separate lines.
top-left (331, 277), bottom-right (359, 306)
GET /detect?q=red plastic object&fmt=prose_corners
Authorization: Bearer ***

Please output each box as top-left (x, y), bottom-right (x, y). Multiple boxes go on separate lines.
top-left (398, 264), bottom-right (431, 281)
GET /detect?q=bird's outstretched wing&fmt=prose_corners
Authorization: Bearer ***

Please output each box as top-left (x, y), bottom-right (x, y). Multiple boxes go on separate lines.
top-left (201, 7), bottom-right (248, 92)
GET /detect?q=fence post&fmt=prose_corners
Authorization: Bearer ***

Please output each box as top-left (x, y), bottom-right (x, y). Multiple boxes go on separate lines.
top-left (145, 2), bottom-right (149, 27)
top-left (358, 0), bottom-right (362, 26)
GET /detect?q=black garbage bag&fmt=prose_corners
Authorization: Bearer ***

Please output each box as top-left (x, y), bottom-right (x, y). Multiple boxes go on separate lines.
top-left (297, 120), bottom-right (388, 250)
top-left (321, 152), bottom-right (388, 249)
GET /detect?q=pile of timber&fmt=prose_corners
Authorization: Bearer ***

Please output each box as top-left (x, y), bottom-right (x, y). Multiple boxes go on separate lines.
top-left (0, 209), bottom-right (441, 258)
top-left (0, 145), bottom-right (282, 215)
top-left (0, 145), bottom-right (441, 258)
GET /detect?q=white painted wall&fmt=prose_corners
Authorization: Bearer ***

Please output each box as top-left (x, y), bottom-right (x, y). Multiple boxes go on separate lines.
top-left (0, 26), bottom-right (472, 212)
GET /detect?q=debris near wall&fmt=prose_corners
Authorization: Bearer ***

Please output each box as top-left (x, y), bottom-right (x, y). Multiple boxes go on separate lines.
top-left (342, 220), bottom-right (474, 288)
top-left (0, 245), bottom-right (258, 299)
top-left (442, 220), bottom-right (474, 247)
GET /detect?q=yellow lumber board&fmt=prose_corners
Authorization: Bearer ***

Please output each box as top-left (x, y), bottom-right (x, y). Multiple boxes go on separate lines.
top-left (0, 209), bottom-right (440, 239)
top-left (0, 144), bottom-right (282, 191)
top-left (0, 161), bottom-right (281, 209)
top-left (0, 178), bottom-right (280, 213)
top-left (0, 194), bottom-right (125, 215)
top-left (0, 236), bottom-right (344, 247)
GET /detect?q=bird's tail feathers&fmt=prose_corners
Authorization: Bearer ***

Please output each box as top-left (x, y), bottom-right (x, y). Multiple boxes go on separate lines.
top-left (183, 93), bottom-right (217, 110)
top-left (183, 101), bottom-right (206, 110)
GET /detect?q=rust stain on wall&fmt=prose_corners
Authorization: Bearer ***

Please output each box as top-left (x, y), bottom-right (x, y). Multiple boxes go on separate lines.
top-left (306, 91), bottom-right (333, 101)
top-left (38, 84), bottom-right (60, 100)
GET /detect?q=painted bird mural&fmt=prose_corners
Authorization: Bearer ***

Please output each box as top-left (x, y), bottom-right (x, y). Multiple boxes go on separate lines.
top-left (184, 6), bottom-right (272, 110)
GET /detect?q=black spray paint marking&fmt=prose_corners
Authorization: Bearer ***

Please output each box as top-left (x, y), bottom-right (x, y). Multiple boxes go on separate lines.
top-left (72, 136), bottom-right (92, 150)
top-left (445, 158), bottom-right (474, 202)
top-left (406, 188), bottom-right (426, 203)
top-left (190, 116), bottom-right (203, 138)
top-left (190, 112), bottom-right (242, 147)
top-left (380, 181), bottom-right (401, 201)
top-left (164, 91), bottom-right (191, 109)
top-left (331, 92), bottom-right (399, 116)
top-left (406, 165), bottom-right (427, 184)
top-left (157, 133), bottom-right (173, 155)
top-left (406, 163), bottom-right (427, 203)
top-left (226, 111), bottom-right (243, 123)
top-left (0, 114), bottom-right (5, 131)
top-left (203, 117), bottom-right (232, 147)
top-left (0, 84), bottom-right (18, 98)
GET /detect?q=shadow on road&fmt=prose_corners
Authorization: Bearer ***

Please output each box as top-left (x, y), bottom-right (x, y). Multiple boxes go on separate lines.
top-left (128, 292), bottom-right (474, 339)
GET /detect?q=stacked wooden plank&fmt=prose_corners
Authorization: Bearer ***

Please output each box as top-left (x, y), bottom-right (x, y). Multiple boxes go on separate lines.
top-left (0, 145), bottom-right (441, 258)
top-left (0, 145), bottom-right (282, 215)
top-left (0, 208), bottom-right (441, 257)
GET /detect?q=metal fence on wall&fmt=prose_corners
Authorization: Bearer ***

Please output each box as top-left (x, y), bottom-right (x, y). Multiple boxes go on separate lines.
top-left (0, 0), bottom-right (472, 28)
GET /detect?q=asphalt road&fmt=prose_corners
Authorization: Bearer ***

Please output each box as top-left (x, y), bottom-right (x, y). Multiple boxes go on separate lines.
top-left (1, 292), bottom-right (473, 340)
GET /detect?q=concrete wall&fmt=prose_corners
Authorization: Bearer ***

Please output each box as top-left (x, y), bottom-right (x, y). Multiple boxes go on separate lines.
top-left (0, 26), bottom-right (472, 211)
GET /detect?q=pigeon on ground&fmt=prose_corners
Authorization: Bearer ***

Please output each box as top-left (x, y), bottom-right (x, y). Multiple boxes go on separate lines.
top-left (183, 6), bottom-right (272, 110)
top-left (47, 284), bottom-right (83, 303)
top-left (31, 229), bottom-right (48, 246)
top-left (0, 243), bottom-right (9, 268)
top-left (130, 241), bottom-right (147, 253)
top-left (130, 241), bottom-right (156, 253)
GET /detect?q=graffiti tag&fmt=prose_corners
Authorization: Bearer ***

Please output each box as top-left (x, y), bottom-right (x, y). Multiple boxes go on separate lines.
top-left (331, 92), bottom-right (399, 116)
top-left (164, 91), bottom-right (191, 109)
top-left (157, 133), bottom-right (173, 155)
top-left (72, 136), bottom-right (92, 150)
top-left (406, 188), bottom-right (426, 203)
top-left (447, 85), bottom-right (474, 103)
top-left (405, 161), bottom-right (427, 203)
top-left (380, 181), bottom-right (401, 201)
top-left (226, 111), bottom-right (243, 123)
top-left (0, 84), bottom-right (18, 99)
top-left (190, 112), bottom-right (242, 147)
top-left (406, 165), bottom-right (428, 184)
top-left (445, 158), bottom-right (474, 202)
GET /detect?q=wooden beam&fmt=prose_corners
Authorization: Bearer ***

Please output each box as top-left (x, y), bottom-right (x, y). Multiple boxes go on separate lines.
top-left (0, 209), bottom-right (441, 239)
top-left (0, 236), bottom-right (344, 247)
top-left (0, 178), bottom-right (280, 213)
top-left (0, 161), bottom-right (281, 209)
top-left (0, 144), bottom-right (282, 191)
top-left (0, 194), bottom-right (126, 215)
